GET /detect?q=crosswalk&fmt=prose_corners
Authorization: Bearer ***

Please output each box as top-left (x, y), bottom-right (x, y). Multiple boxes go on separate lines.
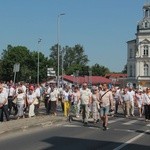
top-left (65, 116), bottom-right (150, 128)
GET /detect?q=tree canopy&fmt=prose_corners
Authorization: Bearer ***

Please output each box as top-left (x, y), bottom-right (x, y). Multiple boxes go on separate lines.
top-left (0, 44), bottom-right (121, 83)
top-left (0, 45), bottom-right (51, 83)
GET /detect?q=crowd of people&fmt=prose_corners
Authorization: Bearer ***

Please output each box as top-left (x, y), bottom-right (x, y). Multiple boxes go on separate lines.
top-left (0, 80), bottom-right (150, 131)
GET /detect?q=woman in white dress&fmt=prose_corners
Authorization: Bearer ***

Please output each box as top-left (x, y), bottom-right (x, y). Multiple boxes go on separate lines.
top-left (91, 87), bottom-right (100, 124)
top-left (135, 90), bottom-right (143, 117)
top-left (16, 88), bottom-right (26, 119)
top-left (27, 86), bottom-right (36, 117)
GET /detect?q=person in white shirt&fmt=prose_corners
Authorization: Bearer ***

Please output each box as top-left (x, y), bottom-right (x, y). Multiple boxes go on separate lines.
top-left (7, 84), bottom-right (17, 115)
top-left (34, 84), bottom-right (41, 115)
top-left (72, 86), bottom-right (81, 118)
top-left (16, 88), bottom-right (26, 119)
top-left (143, 88), bottom-right (150, 121)
top-left (135, 90), bottom-right (143, 117)
top-left (121, 88), bottom-right (132, 118)
top-left (49, 86), bottom-right (58, 115)
top-left (113, 87), bottom-right (122, 114)
top-left (0, 84), bottom-right (9, 122)
top-left (127, 87), bottom-right (135, 116)
top-left (44, 84), bottom-right (51, 114)
top-left (62, 85), bottom-right (72, 117)
top-left (27, 86), bottom-right (36, 117)
top-left (80, 82), bottom-right (91, 125)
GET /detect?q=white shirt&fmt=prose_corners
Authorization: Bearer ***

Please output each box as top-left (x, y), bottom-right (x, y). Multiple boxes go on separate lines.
top-left (27, 92), bottom-right (36, 103)
top-left (35, 88), bottom-right (41, 97)
top-left (50, 90), bottom-right (58, 101)
top-left (0, 90), bottom-right (8, 105)
top-left (16, 93), bottom-right (25, 105)
top-left (80, 88), bottom-right (91, 105)
top-left (8, 87), bottom-right (15, 97)
top-left (122, 93), bottom-right (132, 102)
top-left (143, 94), bottom-right (150, 105)
top-left (127, 90), bottom-right (135, 102)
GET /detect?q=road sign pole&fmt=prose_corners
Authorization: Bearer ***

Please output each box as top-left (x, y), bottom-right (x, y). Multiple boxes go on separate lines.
top-left (13, 71), bottom-right (16, 84)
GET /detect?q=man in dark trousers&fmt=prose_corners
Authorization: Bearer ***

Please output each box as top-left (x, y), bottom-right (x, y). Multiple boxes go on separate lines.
top-left (0, 84), bottom-right (10, 122)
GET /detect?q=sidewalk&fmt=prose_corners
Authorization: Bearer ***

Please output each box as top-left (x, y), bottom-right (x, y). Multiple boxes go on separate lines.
top-left (0, 104), bottom-right (67, 135)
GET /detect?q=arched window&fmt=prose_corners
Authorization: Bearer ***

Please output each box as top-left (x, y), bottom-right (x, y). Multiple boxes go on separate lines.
top-left (143, 45), bottom-right (149, 56)
top-left (129, 49), bottom-right (133, 58)
top-left (129, 65), bottom-right (133, 77)
top-left (145, 22), bottom-right (148, 28)
top-left (144, 64), bottom-right (149, 76)
top-left (145, 9), bottom-right (149, 18)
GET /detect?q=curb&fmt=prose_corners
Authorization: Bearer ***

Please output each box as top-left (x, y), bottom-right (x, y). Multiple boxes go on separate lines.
top-left (0, 116), bottom-right (67, 136)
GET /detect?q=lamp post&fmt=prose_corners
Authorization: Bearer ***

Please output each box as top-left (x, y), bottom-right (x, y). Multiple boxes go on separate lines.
top-left (57, 13), bottom-right (65, 89)
top-left (61, 48), bottom-right (65, 88)
top-left (37, 38), bottom-right (42, 84)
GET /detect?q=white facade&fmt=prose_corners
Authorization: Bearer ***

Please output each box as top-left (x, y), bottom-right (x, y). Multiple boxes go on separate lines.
top-left (127, 3), bottom-right (150, 88)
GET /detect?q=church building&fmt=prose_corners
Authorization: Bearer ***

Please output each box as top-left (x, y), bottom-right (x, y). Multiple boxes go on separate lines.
top-left (127, 3), bottom-right (150, 88)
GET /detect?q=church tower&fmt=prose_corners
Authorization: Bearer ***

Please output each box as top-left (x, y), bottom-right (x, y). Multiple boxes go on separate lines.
top-left (127, 3), bottom-right (150, 88)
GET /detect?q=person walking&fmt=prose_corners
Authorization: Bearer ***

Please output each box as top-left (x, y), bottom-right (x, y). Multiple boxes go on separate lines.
top-left (16, 88), bottom-right (26, 119)
top-left (27, 86), bottom-right (36, 118)
top-left (127, 87), bottom-right (135, 116)
top-left (49, 86), bottom-right (58, 116)
top-left (121, 88), bottom-right (132, 118)
top-left (62, 85), bottom-right (72, 117)
top-left (7, 84), bottom-right (16, 115)
top-left (44, 84), bottom-right (51, 114)
top-left (99, 84), bottom-right (113, 130)
top-left (0, 85), bottom-right (9, 122)
top-left (91, 87), bottom-right (100, 124)
top-left (72, 86), bottom-right (80, 118)
top-left (135, 90), bottom-right (144, 117)
top-left (143, 87), bottom-right (150, 122)
top-left (80, 82), bottom-right (91, 125)
top-left (113, 87), bottom-right (122, 114)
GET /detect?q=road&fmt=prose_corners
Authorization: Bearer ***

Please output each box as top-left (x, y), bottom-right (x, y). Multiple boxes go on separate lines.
top-left (0, 115), bottom-right (149, 150)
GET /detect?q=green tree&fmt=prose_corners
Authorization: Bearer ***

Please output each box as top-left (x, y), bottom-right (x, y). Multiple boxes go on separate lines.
top-left (91, 63), bottom-right (110, 76)
top-left (122, 64), bottom-right (127, 74)
top-left (49, 44), bottom-right (89, 75)
top-left (0, 45), bottom-right (51, 83)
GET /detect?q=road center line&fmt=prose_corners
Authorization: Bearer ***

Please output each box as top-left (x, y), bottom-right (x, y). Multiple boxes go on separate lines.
top-left (113, 130), bottom-right (150, 150)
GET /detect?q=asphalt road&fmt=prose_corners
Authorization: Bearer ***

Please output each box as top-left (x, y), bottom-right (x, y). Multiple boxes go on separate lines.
top-left (0, 115), bottom-right (149, 150)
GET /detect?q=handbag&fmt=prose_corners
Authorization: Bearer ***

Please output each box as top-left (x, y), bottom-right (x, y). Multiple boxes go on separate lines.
top-left (33, 98), bottom-right (39, 105)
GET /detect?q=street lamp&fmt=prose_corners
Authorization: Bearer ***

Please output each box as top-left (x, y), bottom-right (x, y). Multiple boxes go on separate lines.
top-left (57, 13), bottom-right (65, 89)
top-left (37, 38), bottom-right (42, 84)
top-left (61, 48), bottom-right (65, 88)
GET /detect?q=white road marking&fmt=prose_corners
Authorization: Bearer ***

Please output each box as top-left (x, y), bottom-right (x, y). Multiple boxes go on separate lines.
top-left (114, 129), bottom-right (135, 133)
top-left (146, 123), bottom-right (150, 126)
top-left (113, 130), bottom-right (150, 150)
top-left (108, 118), bottom-right (124, 124)
top-left (123, 120), bottom-right (137, 125)
top-left (63, 124), bottom-right (81, 128)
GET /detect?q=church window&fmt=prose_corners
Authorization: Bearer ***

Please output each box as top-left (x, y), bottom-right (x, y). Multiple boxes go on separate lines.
top-left (145, 9), bottom-right (149, 18)
top-left (129, 65), bottom-right (133, 77)
top-left (145, 22), bottom-right (148, 28)
top-left (144, 64), bottom-right (149, 76)
top-left (129, 49), bottom-right (133, 58)
top-left (143, 45), bottom-right (149, 56)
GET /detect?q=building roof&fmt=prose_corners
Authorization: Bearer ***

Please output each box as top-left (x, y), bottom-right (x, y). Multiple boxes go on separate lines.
top-left (63, 75), bottom-right (112, 85)
top-left (105, 73), bottom-right (127, 78)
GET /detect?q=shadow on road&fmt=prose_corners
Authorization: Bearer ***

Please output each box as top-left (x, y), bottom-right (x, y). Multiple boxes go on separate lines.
top-left (41, 136), bottom-right (150, 150)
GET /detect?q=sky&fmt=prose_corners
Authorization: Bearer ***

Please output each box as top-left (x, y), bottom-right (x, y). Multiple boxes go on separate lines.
top-left (0, 0), bottom-right (147, 72)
